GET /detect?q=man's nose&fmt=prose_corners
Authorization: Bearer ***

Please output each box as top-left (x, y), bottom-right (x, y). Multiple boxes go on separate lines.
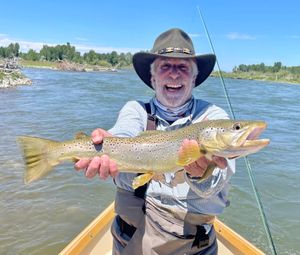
top-left (168, 66), bottom-right (180, 79)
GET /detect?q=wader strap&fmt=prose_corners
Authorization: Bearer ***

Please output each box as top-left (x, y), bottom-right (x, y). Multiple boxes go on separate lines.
top-left (145, 103), bottom-right (157, 131)
top-left (134, 102), bottom-right (156, 200)
top-left (192, 225), bottom-right (210, 248)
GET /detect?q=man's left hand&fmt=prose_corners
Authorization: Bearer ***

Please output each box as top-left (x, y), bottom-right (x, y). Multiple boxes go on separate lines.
top-left (180, 139), bottom-right (227, 177)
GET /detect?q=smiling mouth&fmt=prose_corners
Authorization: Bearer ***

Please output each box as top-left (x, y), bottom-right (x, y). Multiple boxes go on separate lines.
top-left (165, 84), bottom-right (183, 91)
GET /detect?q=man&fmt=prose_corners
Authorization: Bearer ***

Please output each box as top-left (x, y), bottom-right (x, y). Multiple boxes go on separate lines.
top-left (75, 28), bottom-right (235, 255)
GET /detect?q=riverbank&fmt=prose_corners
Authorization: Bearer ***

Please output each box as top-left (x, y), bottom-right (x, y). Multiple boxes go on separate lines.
top-left (20, 59), bottom-right (121, 72)
top-left (20, 60), bottom-right (300, 85)
top-left (0, 58), bottom-right (32, 88)
top-left (211, 71), bottom-right (300, 85)
top-left (0, 70), bottom-right (32, 88)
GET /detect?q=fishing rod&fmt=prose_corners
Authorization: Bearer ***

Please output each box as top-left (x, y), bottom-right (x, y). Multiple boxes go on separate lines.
top-left (196, 6), bottom-right (278, 255)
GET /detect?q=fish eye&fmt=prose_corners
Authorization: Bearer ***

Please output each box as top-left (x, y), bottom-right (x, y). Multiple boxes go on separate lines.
top-left (233, 123), bottom-right (241, 130)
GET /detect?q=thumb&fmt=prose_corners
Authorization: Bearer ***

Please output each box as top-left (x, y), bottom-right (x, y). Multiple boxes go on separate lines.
top-left (91, 128), bottom-right (112, 144)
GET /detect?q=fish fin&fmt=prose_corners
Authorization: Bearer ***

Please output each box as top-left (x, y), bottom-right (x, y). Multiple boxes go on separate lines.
top-left (132, 172), bottom-right (154, 189)
top-left (71, 156), bottom-right (80, 163)
top-left (74, 132), bottom-right (89, 139)
top-left (197, 163), bottom-right (217, 183)
top-left (137, 130), bottom-right (164, 137)
top-left (176, 142), bottom-right (203, 166)
top-left (17, 136), bottom-right (60, 184)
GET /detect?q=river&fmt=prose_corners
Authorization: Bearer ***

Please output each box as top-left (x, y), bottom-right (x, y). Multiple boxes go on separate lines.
top-left (0, 68), bottom-right (299, 255)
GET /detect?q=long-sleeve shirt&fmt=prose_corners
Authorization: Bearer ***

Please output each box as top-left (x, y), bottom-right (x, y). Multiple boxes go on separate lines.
top-left (109, 98), bottom-right (235, 216)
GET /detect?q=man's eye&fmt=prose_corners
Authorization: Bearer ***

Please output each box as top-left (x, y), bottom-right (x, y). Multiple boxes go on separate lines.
top-left (161, 64), bottom-right (171, 70)
top-left (178, 65), bottom-right (188, 71)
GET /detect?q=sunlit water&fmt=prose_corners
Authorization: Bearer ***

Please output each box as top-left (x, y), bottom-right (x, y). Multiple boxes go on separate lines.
top-left (0, 68), bottom-right (299, 255)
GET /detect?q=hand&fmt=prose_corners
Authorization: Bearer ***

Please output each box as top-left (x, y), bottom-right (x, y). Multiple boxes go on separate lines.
top-left (74, 128), bottom-right (119, 179)
top-left (181, 139), bottom-right (227, 177)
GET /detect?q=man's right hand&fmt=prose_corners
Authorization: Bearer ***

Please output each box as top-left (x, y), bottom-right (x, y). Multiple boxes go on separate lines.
top-left (74, 128), bottom-right (119, 179)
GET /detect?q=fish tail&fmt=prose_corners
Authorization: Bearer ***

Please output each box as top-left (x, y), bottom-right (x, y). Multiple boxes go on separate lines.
top-left (17, 136), bottom-right (60, 184)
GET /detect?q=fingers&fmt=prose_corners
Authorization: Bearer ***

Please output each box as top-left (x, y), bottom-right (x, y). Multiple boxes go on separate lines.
top-left (184, 156), bottom-right (208, 177)
top-left (99, 155), bottom-right (110, 179)
top-left (86, 156), bottom-right (102, 179)
top-left (74, 128), bottom-right (116, 180)
top-left (212, 156), bottom-right (227, 169)
top-left (195, 157), bottom-right (210, 170)
top-left (109, 160), bottom-right (118, 178)
top-left (91, 128), bottom-right (112, 144)
top-left (181, 139), bottom-right (200, 150)
top-left (74, 158), bottom-right (91, 171)
top-left (74, 155), bottom-right (118, 180)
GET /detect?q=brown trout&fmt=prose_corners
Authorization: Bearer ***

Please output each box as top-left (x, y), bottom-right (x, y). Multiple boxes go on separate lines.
top-left (17, 119), bottom-right (270, 189)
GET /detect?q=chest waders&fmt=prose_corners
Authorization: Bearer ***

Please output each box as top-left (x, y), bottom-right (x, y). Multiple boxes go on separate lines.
top-left (115, 103), bottom-right (213, 255)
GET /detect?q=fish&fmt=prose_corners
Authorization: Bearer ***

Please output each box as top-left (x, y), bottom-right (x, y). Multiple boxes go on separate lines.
top-left (17, 119), bottom-right (270, 189)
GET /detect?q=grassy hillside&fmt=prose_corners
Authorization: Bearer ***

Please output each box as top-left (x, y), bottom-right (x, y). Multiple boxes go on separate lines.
top-left (211, 70), bottom-right (300, 84)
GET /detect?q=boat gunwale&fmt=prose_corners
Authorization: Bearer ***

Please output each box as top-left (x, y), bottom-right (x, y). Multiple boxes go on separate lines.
top-left (59, 202), bottom-right (265, 255)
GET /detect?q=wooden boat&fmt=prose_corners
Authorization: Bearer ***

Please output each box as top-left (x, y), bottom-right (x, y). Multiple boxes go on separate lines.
top-left (59, 202), bottom-right (265, 255)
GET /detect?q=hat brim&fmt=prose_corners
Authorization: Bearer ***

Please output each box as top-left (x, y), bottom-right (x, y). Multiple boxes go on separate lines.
top-left (132, 52), bottom-right (216, 89)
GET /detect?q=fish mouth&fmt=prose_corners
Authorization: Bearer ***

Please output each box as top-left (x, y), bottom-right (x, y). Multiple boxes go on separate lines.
top-left (239, 122), bottom-right (270, 150)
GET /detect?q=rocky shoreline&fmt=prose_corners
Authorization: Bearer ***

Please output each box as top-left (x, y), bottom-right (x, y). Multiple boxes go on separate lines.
top-left (0, 58), bottom-right (32, 88)
top-left (56, 60), bottom-right (117, 72)
top-left (0, 69), bottom-right (32, 88)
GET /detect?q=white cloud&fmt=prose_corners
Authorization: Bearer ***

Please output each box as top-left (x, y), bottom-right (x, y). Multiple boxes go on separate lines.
top-left (0, 33), bottom-right (9, 38)
top-left (0, 35), bottom-right (56, 51)
top-left (74, 44), bottom-right (142, 54)
top-left (0, 34), bottom-right (143, 54)
top-left (226, 32), bottom-right (256, 40)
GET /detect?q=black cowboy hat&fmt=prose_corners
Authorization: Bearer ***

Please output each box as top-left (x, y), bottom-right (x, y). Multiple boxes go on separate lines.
top-left (132, 28), bottom-right (216, 89)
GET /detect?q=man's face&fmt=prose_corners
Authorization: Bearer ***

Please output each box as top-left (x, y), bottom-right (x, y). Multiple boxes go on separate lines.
top-left (152, 58), bottom-right (196, 108)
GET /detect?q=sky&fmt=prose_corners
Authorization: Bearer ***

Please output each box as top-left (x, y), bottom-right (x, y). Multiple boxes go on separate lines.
top-left (0, 0), bottom-right (299, 71)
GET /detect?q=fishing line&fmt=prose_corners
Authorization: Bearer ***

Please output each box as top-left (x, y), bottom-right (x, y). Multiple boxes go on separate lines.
top-left (196, 6), bottom-right (278, 255)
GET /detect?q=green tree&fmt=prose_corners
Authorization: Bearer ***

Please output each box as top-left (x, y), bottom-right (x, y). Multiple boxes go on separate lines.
top-left (237, 64), bottom-right (249, 72)
top-left (26, 49), bottom-right (39, 61)
top-left (108, 51), bottom-right (118, 66)
top-left (40, 45), bottom-right (52, 61)
top-left (259, 63), bottom-right (266, 72)
top-left (83, 50), bottom-right (98, 64)
top-left (0, 47), bottom-right (8, 58)
top-left (272, 62), bottom-right (282, 72)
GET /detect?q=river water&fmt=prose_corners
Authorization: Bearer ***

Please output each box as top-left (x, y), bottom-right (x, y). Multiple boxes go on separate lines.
top-left (0, 68), bottom-right (299, 255)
